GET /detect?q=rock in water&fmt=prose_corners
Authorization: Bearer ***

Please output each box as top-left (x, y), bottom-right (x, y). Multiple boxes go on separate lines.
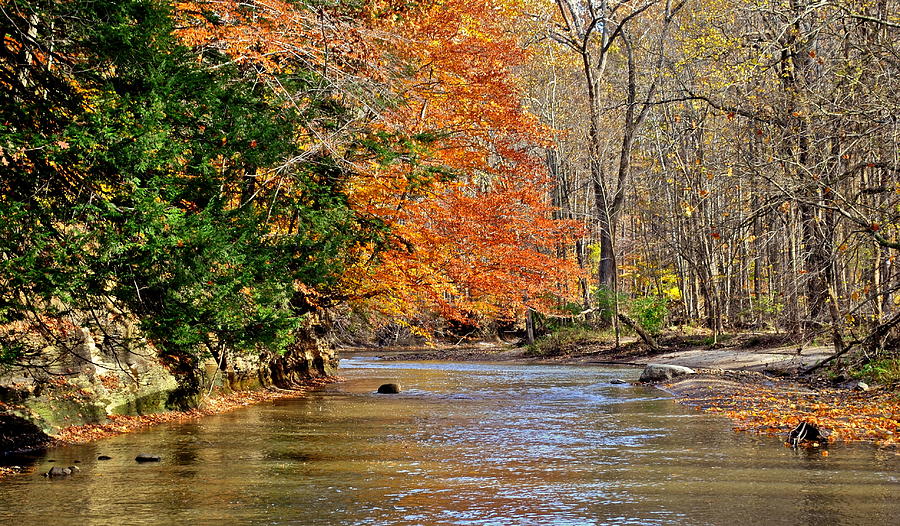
top-left (134, 454), bottom-right (161, 463)
top-left (97, 455), bottom-right (112, 461)
top-left (377, 383), bottom-right (401, 394)
top-left (44, 466), bottom-right (72, 477)
top-left (610, 379), bottom-right (628, 385)
top-left (638, 364), bottom-right (695, 383)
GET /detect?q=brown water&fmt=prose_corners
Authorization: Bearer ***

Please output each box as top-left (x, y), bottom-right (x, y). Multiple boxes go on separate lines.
top-left (1, 356), bottom-right (898, 525)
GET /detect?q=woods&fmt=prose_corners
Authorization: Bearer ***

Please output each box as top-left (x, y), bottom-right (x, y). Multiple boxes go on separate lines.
top-left (526, 0), bottom-right (900, 374)
top-left (1, 0), bottom-right (899, 388)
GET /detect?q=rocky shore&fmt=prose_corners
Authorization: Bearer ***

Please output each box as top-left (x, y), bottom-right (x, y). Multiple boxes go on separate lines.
top-left (1, 315), bottom-right (338, 457)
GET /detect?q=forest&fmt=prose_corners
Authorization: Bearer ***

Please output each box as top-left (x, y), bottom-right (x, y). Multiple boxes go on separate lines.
top-left (1, 0), bottom-right (899, 388)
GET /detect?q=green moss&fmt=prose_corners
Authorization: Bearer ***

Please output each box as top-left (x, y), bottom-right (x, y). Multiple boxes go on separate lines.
top-left (26, 397), bottom-right (106, 433)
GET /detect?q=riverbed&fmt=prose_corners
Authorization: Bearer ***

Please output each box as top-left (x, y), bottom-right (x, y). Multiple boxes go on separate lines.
top-left (1, 357), bottom-right (898, 525)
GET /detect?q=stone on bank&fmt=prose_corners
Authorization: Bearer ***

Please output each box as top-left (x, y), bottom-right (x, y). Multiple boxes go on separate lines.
top-left (639, 364), bottom-right (696, 383)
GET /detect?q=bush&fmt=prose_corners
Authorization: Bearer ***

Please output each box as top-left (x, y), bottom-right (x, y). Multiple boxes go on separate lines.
top-left (594, 287), bottom-right (628, 322)
top-left (851, 358), bottom-right (900, 385)
top-left (630, 295), bottom-right (669, 335)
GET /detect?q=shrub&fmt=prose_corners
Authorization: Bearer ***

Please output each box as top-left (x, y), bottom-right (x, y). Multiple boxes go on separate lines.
top-left (630, 295), bottom-right (669, 335)
top-left (851, 358), bottom-right (900, 385)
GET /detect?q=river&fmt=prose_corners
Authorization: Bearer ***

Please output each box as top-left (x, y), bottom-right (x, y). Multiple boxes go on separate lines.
top-left (1, 356), bottom-right (898, 525)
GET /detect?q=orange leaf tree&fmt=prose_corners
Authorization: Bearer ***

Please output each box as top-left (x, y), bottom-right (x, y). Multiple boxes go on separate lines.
top-left (172, 0), bottom-right (582, 331)
top-left (345, 0), bottom-right (583, 329)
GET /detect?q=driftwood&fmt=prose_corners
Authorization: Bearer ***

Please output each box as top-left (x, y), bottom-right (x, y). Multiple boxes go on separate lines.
top-left (788, 422), bottom-right (827, 448)
top-left (617, 313), bottom-right (661, 350)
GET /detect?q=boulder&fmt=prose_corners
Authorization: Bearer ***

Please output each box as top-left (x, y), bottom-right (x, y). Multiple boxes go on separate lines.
top-left (134, 453), bottom-right (161, 463)
top-left (44, 466), bottom-right (72, 477)
top-left (376, 383), bottom-right (401, 394)
top-left (838, 380), bottom-right (870, 392)
top-left (638, 364), bottom-right (695, 383)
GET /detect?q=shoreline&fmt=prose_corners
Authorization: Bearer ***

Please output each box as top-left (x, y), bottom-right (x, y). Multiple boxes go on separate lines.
top-left (0, 377), bottom-right (339, 479)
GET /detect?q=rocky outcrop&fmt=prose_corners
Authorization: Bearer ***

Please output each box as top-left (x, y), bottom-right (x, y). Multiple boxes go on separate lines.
top-left (0, 414), bottom-right (51, 453)
top-left (1, 310), bottom-right (337, 453)
top-left (638, 363), bottom-right (696, 383)
top-left (261, 323), bottom-right (337, 388)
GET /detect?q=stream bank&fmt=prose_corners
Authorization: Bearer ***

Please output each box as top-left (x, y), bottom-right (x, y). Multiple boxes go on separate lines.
top-left (1, 316), bottom-right (338, 457)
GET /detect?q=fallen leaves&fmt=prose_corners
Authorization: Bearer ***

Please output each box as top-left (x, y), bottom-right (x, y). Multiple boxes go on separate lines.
top-left (671, 377), bottom-right (900, 448)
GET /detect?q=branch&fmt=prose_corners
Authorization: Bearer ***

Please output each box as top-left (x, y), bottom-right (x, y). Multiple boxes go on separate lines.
top-left (802, 310), bottom-right (900, 375)
top-left (685, 90), bottom-right (785, 126)
top-left (845, 12), bottom-right (900, 29)
top-left (617, 313), bottom-right (661, 350)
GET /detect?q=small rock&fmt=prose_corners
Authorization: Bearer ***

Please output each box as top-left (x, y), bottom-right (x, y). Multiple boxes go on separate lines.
top-left (97, 455), bottom-right (112, 461)
top-left (639, 364), bottom-right (695, 383)
top-left (839, 380), bottom-right (871, 392)
top-left (44, 466), bottom-right (72, 477)
top-left (377, 383), bottom-right (401, 394)
top-left (610, 379), bottom-right (628, 385)
top-left (135, 454), bottom-right (161, 463)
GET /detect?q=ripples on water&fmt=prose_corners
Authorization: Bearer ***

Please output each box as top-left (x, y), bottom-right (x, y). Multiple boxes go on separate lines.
top-left (1, 356), bottom-right (898, 525)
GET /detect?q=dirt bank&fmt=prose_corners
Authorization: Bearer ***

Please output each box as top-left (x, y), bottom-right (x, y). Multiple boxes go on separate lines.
top-left (363, 334), bottom-right (834, 375)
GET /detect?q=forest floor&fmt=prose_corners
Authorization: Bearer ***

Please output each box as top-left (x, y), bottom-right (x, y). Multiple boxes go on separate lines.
top-left (363, 332), bottom-right (900, 450)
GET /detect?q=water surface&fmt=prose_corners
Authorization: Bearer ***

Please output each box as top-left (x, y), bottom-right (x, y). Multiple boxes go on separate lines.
top-left (1, 357), bottom-right (898, 525)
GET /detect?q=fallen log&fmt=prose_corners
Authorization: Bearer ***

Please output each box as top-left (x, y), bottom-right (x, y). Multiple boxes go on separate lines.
top-left (617, 313), bottom-right (661, 351)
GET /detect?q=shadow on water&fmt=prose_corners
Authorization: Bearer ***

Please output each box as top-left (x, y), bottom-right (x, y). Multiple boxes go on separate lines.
top-left (1, 355), bottom-right (898, 525)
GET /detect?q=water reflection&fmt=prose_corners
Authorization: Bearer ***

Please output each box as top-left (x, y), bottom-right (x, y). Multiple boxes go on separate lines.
top-left (1, 356), bottom-right (898, 525)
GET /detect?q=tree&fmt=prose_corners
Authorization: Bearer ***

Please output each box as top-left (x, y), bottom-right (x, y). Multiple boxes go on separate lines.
top-left (0, 0), bottom-right (384, 386)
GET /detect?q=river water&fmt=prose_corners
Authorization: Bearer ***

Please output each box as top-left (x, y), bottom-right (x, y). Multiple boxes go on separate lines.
top-left (1, 356), bottom-right (898, 525)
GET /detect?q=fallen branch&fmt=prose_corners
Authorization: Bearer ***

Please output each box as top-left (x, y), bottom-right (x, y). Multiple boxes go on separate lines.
top-left (617, 313), bottom-right (660, 350)
top-left (802, 310), bottom-right (900, 375)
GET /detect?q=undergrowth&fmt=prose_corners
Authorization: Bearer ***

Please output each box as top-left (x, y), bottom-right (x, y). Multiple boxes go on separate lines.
top-left (850, 357), bottom-right (900, 385)
top-left (525, 326), bottom-right (612, 357)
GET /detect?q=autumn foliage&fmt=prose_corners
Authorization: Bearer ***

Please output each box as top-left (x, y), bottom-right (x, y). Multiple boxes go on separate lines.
top-left (677, 379), bottom-right (900, 448)
top-left (345, 0), bottom-right (581, 324)
top-left (172, 0), bottom-right (582, 326)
